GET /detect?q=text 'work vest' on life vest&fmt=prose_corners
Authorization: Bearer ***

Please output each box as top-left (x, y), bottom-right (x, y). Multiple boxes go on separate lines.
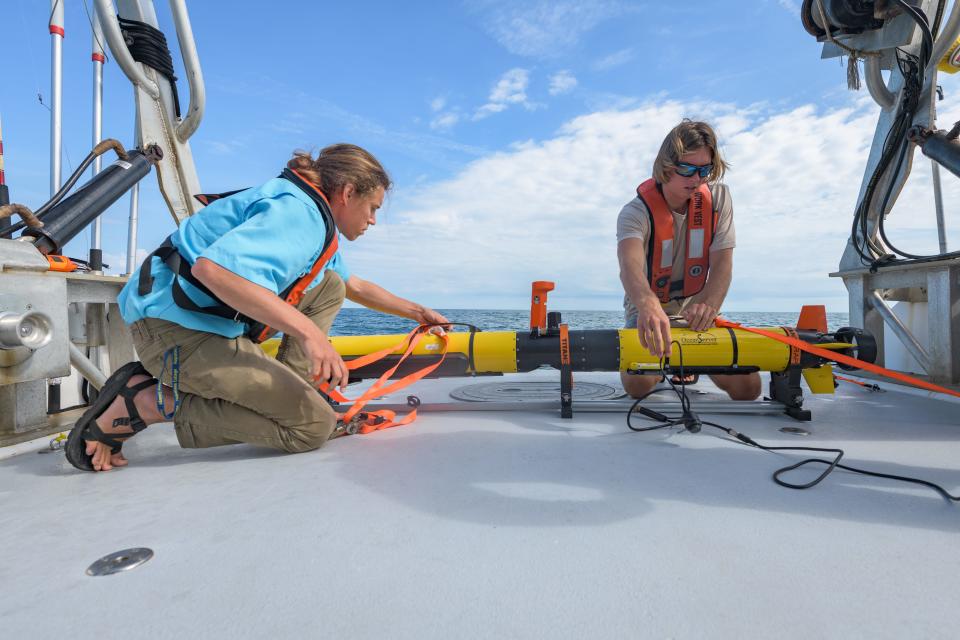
top-left (635, 179), bottom-right (716, 304)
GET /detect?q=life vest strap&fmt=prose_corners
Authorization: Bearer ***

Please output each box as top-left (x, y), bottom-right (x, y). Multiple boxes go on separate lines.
top-left (137, 168), bottom-right (339, 343)
top-left (138, 237), bottom-right (250, 324)
top-left (193, 188), bottom-right (247, 207)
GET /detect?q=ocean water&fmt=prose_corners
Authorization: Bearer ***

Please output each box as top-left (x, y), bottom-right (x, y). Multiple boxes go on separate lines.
top-left (330, 308), bottom-right (851, 336)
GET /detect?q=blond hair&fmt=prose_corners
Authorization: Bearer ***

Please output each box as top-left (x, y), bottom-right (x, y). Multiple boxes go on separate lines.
top-left (652, 120), bottom-right (729, 184)
top-left (287, 143), bottom-right (391, 197)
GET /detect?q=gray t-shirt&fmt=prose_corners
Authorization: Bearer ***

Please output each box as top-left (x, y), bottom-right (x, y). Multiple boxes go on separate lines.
top-left (617, 183), bottom-right (736, 320)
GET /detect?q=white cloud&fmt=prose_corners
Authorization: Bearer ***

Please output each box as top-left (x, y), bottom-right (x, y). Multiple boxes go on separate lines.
top-left (430, 112), bottom-right (461, 131)
top-left (430, 96), bottom-right (447, 112)
top-left (593, 47), bottom-right (634, 71)
top-left (473, 102), bottom-right (508, 120)
top-left (777, 0), bottom-right (801, 17)
top-left (490, 68), bottom-right (530, 103)
top-left (345, 97), bottom-right (960, 311)
top-left (474, 68), bottom-right (535, 120)
top-left (548, 70), bottom-right (578, 96)
top-left (471, 0), bottom-right (632, 58)
top-left (204, 139), bottom-right (245, 155)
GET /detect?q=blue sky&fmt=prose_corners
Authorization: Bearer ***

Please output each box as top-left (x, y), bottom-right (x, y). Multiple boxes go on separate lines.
top-left (3, 0), bottom-right (959, 311)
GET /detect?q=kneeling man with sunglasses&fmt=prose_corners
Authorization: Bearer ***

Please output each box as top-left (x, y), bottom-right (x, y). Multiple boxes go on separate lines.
top-left (616, 119), bottom-right (761, 401)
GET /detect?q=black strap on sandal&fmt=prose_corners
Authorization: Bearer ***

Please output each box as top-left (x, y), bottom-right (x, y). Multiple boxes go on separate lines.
top-left (81, 378), bottom-right (157, 453)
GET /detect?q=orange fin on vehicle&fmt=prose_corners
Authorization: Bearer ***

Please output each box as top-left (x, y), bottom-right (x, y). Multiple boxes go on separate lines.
top-left (796, 305), bottom-right (827, 333)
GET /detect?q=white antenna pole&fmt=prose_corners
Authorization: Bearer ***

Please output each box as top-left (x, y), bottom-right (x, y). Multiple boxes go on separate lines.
top-left (47, 0), bottom-right (66, 414)
top-left (126, 183), bottom-right (140, 274)
top-left (126, 101), bottom-right (141, 276)
top-left (88, 13), bottom-right (108, 374)
top-left (91, 12), bottom-right (106, 252)
top-left (0, 114), bottom-right (10, 239)
top-left (49, 0), bottom-right (65, 195)
top-left (931, 161), bottom-right (948, 253)
top-left (0, 114), bottom-right (6, 189)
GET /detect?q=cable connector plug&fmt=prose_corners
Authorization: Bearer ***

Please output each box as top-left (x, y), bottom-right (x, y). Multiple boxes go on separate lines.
top-left (683, 411), bottom-right (702, 434)
top-left (633, 405), bottom-right (670, 423)
top-left (727, 429), bottom-right (755, 446)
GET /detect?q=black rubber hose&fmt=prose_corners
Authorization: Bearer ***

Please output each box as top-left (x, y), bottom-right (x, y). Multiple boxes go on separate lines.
top-left (3, 141), bottom-right (128, 237)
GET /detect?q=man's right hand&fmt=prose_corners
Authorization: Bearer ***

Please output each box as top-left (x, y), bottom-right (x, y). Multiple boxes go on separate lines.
top-left (635, 296), bottom-right (672, 358)
top-left (302, 329), bottom-right (350, 391)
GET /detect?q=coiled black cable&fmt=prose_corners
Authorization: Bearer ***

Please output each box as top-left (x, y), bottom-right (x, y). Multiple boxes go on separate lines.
top-left (118, 16), bottom-right (181, 117)
top-left (624, 337), bottom-right (959, 502)
top-left (705, 421), bottom-right (959, 500)
top-left (850, 46), bottom-right (923, 267)
top-left (625, 342), bottom-right (702, 433)
top-left (850, 0), bottom-right (960, 269)
top-left (931, 0), bottom-right (947, 38)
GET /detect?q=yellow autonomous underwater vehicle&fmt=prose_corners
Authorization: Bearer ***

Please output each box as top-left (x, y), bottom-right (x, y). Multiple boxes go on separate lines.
top-left (264, 283), bottom-right (877, 421)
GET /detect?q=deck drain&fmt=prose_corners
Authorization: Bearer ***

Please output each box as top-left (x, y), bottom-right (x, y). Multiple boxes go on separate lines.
top-left (779, 426), bottom-right (810, 436)
top-left (450, 381), bottom-right (623, 402)
top-left (86, 548), bottom-right (154, 576)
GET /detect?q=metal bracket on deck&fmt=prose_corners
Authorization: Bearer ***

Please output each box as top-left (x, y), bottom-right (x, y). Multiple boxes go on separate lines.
top-left (768, 368), bottom-right (811, 422)
top-left (835, 259), bottom-right (960, 385)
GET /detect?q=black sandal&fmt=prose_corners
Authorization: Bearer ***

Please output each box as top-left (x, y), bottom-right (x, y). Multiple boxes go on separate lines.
top-left (669, 373), bottom-right (699, 386)
top-left (65, 361), bottom-right (156, 471)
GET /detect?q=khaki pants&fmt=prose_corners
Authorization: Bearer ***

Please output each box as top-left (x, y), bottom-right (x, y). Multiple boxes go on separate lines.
top-left (130, 270), bottom-right (346, 453)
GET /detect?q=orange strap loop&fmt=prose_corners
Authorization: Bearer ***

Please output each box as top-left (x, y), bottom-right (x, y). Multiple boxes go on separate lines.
top-left (317, 325), bottom-right (450, 434)
top-left (714, 318), bottom-right (960, 399)
top-left (835, 374), bottom-right (882, 392)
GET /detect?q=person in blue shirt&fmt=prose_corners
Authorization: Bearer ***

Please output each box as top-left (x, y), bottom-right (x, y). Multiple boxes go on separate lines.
top-left (66, 144), bottom-right (449, 472)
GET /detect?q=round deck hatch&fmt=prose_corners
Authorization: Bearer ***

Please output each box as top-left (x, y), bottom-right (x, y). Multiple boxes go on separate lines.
top-left (86, 548), bottom-right (154, 576)
top-left (451, 381), bottom-right (623, 402)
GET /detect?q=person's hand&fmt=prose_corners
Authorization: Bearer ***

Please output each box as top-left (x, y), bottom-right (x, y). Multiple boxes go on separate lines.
top-left (415, 307), bottom-right (451, 336)
top-left (681, 302), bottom-right (719, 333)
top-left (302, 329), bottom-right (349, 391)
top-left (636, 296), bottom-right (672, 358)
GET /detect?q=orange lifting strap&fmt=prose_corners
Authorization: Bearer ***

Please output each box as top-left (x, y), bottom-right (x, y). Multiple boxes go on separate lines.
top-left (714, 318), bottom-right (960, 399)
top-left (317, 325), bottom-right (450, 434)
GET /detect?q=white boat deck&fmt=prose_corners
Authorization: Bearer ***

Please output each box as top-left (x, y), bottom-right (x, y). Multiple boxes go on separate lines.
top-left (2, 371), bottom-right (959, 639)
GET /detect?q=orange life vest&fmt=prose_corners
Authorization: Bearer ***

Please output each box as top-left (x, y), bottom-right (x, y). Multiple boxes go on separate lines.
top-left (635, 179), bottom-right (716, 303)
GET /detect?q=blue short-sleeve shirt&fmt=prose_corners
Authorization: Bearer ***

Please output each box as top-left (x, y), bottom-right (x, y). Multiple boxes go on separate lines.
top-left (118, 177), bottom-right (350, 338)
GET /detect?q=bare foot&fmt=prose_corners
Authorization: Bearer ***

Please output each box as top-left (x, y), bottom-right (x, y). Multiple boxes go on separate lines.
top-left (85, 374), bottom-right (171, 471)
